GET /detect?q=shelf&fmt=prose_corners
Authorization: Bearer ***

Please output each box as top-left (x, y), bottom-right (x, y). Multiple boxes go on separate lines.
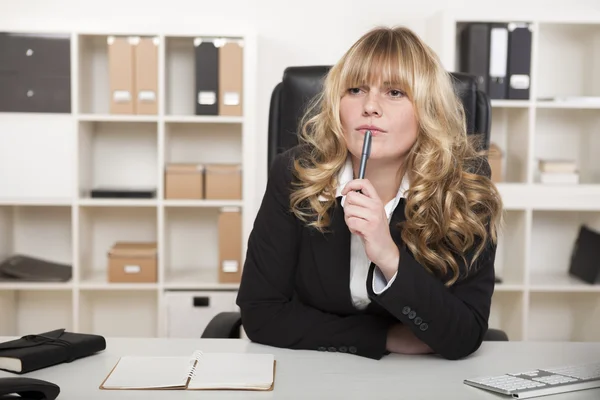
top-left (163, 268), bottom-right (239, 290)
top-left (0, 113), bottom-right (75, 200)
top-left (0, 198), bottom-right (72, 206)
top-left (525, 184), bottom-right (600, 211)
top-left (164, 121), bottom-right (242, 165)
top-left (491, 100), bottom-right (532, 108)
top-left (536, 23), bottom-right (600, 100)
top-left (164, 115), bottom-right (243, 124)
top-left (78, 198), bottom-right (158, 207)
top-left (78, 114), bottom-right (159, 122)
top-left (534, 108), bottom-right (600, 184)
top-left (528, 292), bottom-right (600, 342)
top-left (489, 291), bottom-right (525, 341)
top-left (536, 100), bottom-right (600, 109)
top-left (78, 206), bottom-right (157, 283)
top-left (79, 290), bottom-right (157, 337)
top-left (0, 290), bottom-right (73, 336)
top-left (530, 210), bottom-right (600, 278)
top-left (163, 207), bottom-right (230, 286)
top-left (78, 120), bottom-right (158, 198)
top-left (79, 270), bottom-right (158, 290)
top-left (489, 107), bottom-right (530, 183)
top-left (0, 205), bottom-right (73, 272)
top-left (163, 200), bottom-right (243, 208)
top-left (530, 272), bottom-right (600, 293)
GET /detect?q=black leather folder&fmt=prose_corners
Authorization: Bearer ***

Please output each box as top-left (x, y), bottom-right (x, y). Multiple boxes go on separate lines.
top-left (194, 39), bottom-right (219, 116)
top-left (0, 329), bottom-right (106, 374)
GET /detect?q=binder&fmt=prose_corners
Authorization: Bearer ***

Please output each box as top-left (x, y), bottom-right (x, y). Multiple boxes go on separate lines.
top-left (488, 23), bottom-right (509, 99)
top-left (218, 40), bottom-right (243, 116)
top-left (459, 23), bottom-right (490, 93)
top-left (0, 329), bottom-right (106, 374)
top-left (135, 37), bottom-right (159, 114)
top-left (218, 207), bottom-right (242, 284)
top-left (108, 36), bottom-right (135, 114)
top-left (506, 22), bottom-right (532, 100)
top-left (194, 38), bottom-right (219, 116)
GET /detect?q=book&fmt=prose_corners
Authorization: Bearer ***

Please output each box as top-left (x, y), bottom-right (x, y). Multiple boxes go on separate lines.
top-left (0, 329), bottom-right (106, 374)
top-left (99, 351), bottom-right (276, 391)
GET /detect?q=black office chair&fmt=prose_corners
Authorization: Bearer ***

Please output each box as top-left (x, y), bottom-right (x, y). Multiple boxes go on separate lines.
top-left (202, 66), bottom-right (507, 343)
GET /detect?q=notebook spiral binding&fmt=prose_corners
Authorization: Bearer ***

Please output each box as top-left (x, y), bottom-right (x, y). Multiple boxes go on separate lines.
top-left (186, 350), bottom-right (204, 379)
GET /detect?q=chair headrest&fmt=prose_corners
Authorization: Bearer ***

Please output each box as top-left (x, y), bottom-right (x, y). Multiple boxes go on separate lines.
top-left (277, 66), bottom-right (480, 135)
top-left (278, 66), bottom-right (331, 139)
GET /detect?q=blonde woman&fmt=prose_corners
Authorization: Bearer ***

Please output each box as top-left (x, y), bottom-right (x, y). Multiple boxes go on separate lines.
top-left (236, 26), bottom-right (503, 360)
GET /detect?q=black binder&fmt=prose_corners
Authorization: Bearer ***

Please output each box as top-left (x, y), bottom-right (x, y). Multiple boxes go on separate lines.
top-left (506, 22), bottom-right (532, 100)
top-left (0, 329), bottom-right (106, 374)
top-left (569, 225), bottom-right (600, 284)
top-left (459, 23), bottom-right (490, 93)
top-left (194, 39), bottom-right (219, 116)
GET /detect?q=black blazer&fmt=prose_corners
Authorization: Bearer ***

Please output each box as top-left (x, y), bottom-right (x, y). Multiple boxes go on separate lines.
top-left (236, 146), bottom-right (497, 360)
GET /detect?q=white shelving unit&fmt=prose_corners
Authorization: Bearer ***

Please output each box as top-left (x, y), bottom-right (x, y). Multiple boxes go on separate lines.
top-left (0, 28), bottom-right (257, 339)
top-left (426, 11), bottom-right (600, 342)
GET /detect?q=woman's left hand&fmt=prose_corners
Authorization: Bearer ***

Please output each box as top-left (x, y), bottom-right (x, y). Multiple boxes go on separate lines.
top-left (341, 179), bottom-right (399, 280)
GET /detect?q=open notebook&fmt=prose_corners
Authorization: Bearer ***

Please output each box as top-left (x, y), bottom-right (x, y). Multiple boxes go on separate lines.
top-left (99, 351), bottom-right (275, 391)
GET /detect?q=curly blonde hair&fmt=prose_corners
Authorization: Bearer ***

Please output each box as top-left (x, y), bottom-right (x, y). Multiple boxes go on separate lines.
top-left (288, 26), bottom-right (504, 286)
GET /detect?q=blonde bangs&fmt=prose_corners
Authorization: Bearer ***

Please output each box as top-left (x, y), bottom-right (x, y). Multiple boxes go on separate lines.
top-left (338, 30), bottom-right (414, 98)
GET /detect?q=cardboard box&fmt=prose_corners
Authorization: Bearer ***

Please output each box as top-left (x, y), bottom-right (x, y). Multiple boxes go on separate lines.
top-left (218, 208), bottom-right (242, 283)
top-left (488, 143), bottom-right (503, 183)
top-left (205, 164), bottom-right (242, 200)
top-left (107, 242), bottom-right (157, 283)
top-left (165, 163), bottom-right (204, 199)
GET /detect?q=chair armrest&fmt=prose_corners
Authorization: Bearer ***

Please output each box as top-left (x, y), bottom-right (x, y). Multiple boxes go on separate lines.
top-left (201, 312), bottom-right (242, 338)
top-left (483, 328), bottom-right (509, 341)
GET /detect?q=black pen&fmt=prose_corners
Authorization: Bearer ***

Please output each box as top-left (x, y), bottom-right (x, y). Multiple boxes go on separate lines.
top-left (358, 130), bottom-right (372, 180)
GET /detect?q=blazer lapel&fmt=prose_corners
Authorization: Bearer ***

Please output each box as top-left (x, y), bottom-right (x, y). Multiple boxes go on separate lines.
top-left (308, 199), bottom-right (355, 312)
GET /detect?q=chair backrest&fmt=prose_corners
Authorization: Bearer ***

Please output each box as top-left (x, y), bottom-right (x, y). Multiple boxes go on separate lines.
top-left (267, 66), bottom-right (491, 170)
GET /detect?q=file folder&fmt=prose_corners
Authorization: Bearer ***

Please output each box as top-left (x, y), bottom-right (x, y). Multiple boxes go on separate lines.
top-left (108, 36), bottom-right (135, 114)
top-left (459, 23), bottom-right (490, 93)
top-left (507, 22), bottom-right (532, 100)
top-left (194, 38), bottom-right (219, 116)
top-left (218, 40), bottom-right (243, 116)
top-left (135, 37), bottom-right (159, 114)
top-left (218, 207), bottom-right (242, 284)
top-left (488, 24), bottom-right (509, 99)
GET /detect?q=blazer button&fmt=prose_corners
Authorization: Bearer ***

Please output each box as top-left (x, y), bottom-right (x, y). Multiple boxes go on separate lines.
top-left (318, 346), bottom-right (327, 351)
top-left (408, 311), bottom-right (416, 319)
top-left (339, 346), bottom-right (348, 353)
top-left (349, 346), bottom-right (357, 354)
top-left (414, 317), bottom-right (422, 325)
top-left (402, 306), bottom-right (411, 315)
top-left (419, 323), bottom-right (428, 331)
top-left (328, 347), bottom-right (337, 352)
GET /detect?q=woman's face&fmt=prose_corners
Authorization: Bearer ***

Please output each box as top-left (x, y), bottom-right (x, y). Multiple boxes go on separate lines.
top-left (339, 81), bottom-right (418, 165)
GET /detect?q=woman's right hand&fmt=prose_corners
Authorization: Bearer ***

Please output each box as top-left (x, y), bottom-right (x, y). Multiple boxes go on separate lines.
top-left (386, 323), bottom-right (434, 355)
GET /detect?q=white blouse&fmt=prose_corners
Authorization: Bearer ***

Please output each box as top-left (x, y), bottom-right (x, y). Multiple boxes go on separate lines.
top-left (334, 157), bottom-right (409, 310)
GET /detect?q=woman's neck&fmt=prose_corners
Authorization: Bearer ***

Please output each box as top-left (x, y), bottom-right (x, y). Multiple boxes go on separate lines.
top-left (351, 156), bottom-right (406, 204)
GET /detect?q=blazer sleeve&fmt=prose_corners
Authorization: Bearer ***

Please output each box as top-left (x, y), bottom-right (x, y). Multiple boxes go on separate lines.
top-left (366, 160), bottom-right (498, 360)
top-left (236, 150), bottom-right (393, 360)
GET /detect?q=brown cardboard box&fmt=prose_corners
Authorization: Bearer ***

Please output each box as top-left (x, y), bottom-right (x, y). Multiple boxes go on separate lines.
top-left (218, 208), bottom-right (242, 283)
top-left (205, 164), bottom-right (242, 200)
top-left (488, 143), bottom-right (503, 183)
top-left (165, 163), bottom-right (204, 199)
top-left (107, 242), bottom-right (157, 283)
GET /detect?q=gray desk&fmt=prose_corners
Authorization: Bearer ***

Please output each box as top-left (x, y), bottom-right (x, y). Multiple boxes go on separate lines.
top-left (1, 337), bottom-right (599, 399)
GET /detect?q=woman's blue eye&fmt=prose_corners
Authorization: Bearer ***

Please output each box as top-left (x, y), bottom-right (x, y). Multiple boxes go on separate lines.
top-left (390, 90), bottom-right (404, 97)
top-left (348, 88), bottom-right (361, 94)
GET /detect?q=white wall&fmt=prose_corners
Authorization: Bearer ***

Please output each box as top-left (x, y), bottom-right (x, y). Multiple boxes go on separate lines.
top-left (2, 0), bottom-right (600, 212)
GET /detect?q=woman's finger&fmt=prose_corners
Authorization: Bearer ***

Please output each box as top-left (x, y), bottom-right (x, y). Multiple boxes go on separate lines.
top-left (341, 179), bottom-right (379, 200)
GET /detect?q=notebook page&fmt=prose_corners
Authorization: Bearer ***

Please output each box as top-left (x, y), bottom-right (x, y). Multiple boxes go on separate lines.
top-left (101, 356), bottom-right (192, 389)
top-left (187, 353), bottom-right (274, 390)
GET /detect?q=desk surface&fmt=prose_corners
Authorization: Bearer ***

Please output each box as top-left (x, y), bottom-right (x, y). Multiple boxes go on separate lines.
top-left (1, 337), bottom-right (600, 399)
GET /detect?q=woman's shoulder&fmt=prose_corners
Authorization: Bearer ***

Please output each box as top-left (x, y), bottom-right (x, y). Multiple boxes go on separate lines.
top-left (463, 154), bottom-right (492, 179)
top-left (268, 144), bottom-right (308, 188)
